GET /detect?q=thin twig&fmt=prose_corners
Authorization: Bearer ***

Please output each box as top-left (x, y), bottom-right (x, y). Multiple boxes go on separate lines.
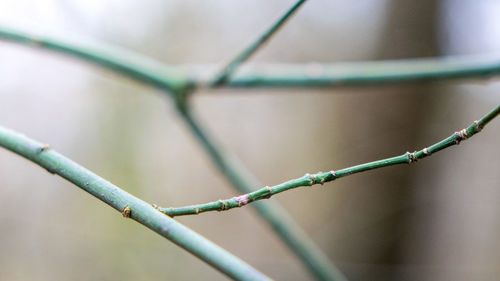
top-left (210, 0), bottom-right (308, 87)
top-left (159, 105), bottom-right (500, 216)
top-left (0, 125), bottom-right (270, 281)
top-left (0, 26), bottom-right (346, 281)
top-left (177, 108), bottom-right (348, 281)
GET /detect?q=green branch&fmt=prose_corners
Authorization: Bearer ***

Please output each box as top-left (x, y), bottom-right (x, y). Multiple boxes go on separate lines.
top-left (205, 56), bottom-right (500, 88)
top-left (159, 105), bottom-right (500, 216)
top-left (211, 0), bottom-right (308, 87)
top-left (0, 25), bottom-right (345, 281)
top-left (4, 25), bottom-right (498, 281)
top-left (3, 27), bottom-right (500, 89)
top-left (178, 108), bottom-right (348, 281)
top-left (0, 27), bottom-right (189, 94)
top-left (0, 126), bottom-right (270, 281)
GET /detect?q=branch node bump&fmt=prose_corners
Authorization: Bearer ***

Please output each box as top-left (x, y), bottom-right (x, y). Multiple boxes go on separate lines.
top-left (264, 186), bottom-right (273, 199)
top-left (304, 173), bottom-right (314, 185)
top-left (319, 177), bottom-right (326, 185)
top-left (234, 194), bottom-right (250, 207)
top-left (407, 151), bottom-right (417, 163)
top-left (423, 148), bottom-right (431, 156)
top-left (39, 144), bottom-right (50, 152)
top-left (121, 205), bottom-right (132, 218)
top-left (474, 120), bottom-right (483, 132)
top-left (455, 128), bottom-right (469, 144)
top-left (330, 170), bottom-right (337, 179)
top-left (218, 200), bottom-right (228, 211)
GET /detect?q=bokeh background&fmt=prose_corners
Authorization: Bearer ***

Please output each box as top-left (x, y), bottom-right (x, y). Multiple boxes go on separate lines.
top-left (1, 0), bottom-right (500, 280)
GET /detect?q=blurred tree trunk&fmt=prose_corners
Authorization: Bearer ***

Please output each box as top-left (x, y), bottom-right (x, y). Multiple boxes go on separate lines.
top-left (400, 1), bottom-right (500, 281)
top-left (335, 1), bottom-right (439, 280)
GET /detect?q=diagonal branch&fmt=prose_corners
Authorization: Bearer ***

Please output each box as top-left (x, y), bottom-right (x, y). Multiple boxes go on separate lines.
top-left (0, 26), bottom-right (346, 281)
top-left (177, 108), bottom-right (348, 281)
top-left (211, 0), bottom-right (308, 87)
top-left (158, 105), bottom-right (500, 217)
top-left (0, 125), bottom-right (271, 281)
top-left (0, 27), bottom-right (189, 94)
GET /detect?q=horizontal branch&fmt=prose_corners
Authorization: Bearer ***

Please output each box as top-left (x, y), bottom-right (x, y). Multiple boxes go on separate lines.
top-left (211, 0), bottom-right (307, 86)
top-left (196, 55), bottom-right (500, 88)
top-left (0, 126), bottom-right (270, 281)
top-left (3, 27), bottom-right (500, 90)
top-left (158, 105), bottom-right (500, 217)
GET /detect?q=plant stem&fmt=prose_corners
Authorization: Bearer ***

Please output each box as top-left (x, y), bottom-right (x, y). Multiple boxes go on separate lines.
top-left (0, 126), bottom-right (271, 281)
top-left (0, 26), bottom-right (346, 281)
top-left (160, 105), bottom-right (500, 216)
top-left (178, 108), bottom-right (348, 281)
top-left (211, 0), bottom-right (308, 87)
top-left (3, 27), bottom-right (500, 89)
top-left (0, 27), bottom-right (188, 93)
top-left (204, 56), bottom-right (500, 88)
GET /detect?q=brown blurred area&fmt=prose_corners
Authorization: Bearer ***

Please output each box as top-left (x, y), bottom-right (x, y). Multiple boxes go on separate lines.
top-left (0, 0), bottom-right (499, 280)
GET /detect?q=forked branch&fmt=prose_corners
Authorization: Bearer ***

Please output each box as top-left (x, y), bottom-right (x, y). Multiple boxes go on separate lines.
top-left (211, 0), bottom-right (308, 87)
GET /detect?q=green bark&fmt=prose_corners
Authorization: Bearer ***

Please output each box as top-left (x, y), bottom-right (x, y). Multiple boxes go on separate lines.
top-left (211, 0), bottom-right (308, 86)
top-left (0, 126), bottom-right (270, 281)
top-left (160, 105), bottom-right (500, 216)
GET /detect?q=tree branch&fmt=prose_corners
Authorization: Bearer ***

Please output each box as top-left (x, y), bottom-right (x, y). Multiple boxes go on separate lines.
top-left (211, 0), bottom-right (308, 87)
top-left (0, 125), bottom-right (271, 281)
top-left (159, 105), bottom-right (500, 216)
top-left (3, 25), bottom-right (498, 281)
top-left (201, 56), bottom-right (500, 88)
top-left (0, 25), bottom-right (346, 281)
top-left (3, 27), bottom-right (500, 89)
top-left (0, 27), bottom-right (189, 94)
top-left (177, 108), bottom-right (348, 281)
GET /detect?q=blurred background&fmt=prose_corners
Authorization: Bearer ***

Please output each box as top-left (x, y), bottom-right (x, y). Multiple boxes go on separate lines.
top-left (0, 0), bottom-right (500, 280)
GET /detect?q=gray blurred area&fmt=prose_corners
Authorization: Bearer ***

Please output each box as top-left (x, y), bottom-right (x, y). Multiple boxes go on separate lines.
top-left (1, 0), bottom-right (500, 280)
